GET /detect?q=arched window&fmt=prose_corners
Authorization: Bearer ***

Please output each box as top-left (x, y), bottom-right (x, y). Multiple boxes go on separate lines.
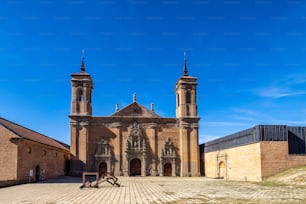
top-left (177, 94), bottom-right (180, 106)
top-left (186, 91), bottom-right (191, 104)
top-left (77, 88), bottom-right (83, 102)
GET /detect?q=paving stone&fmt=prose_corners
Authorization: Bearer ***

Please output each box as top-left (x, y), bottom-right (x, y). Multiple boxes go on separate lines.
top-left (0, 177), bottom-right (306, 204)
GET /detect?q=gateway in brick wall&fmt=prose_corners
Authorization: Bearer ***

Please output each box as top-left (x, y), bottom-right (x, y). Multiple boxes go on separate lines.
top-left (69, 55), bottom-right (200, 177)
top-left (0, 118), bottom-right (70, 186)
top-left (201, 125), bottom-right (306, 181)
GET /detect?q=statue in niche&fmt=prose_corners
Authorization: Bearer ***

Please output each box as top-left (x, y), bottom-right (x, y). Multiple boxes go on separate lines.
top-left (126, 122), bottom-right (147, 151)
top-left (161, 138), bottom-right (176, 157)
top-left (131, 122), bottom-right (142, 137)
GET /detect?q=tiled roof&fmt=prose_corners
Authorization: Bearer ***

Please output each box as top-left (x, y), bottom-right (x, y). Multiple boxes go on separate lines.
top-left (0, 117), bottom-right (69, 151)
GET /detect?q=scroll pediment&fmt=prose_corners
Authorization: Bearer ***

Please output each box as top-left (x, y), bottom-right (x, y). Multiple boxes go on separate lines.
top-left (112, 102), bottom-right (160, 117)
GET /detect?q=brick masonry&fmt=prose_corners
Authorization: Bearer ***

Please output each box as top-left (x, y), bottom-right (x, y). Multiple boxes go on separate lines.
top-left (0, 121), bottom-right (70, 185)
top-left (0, 125), bottom-right (18, 181)
top-left (69, 62), bottom-right (201, 177)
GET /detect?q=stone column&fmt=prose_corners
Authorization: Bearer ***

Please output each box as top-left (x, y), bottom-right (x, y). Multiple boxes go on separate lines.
top-left (141, 152), bottom-right (146, 176)
top-left (159, 158), bottom-right (164, 176)
top-left (172, 159), bottom-right (176, 176)
top-left (71, 84), bottom-right (78, 114)
top-left (83, 83), bottom-right (88, 115)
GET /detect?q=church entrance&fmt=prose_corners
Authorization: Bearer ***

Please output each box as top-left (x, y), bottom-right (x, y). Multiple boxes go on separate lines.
top-left (218, 161), bottom-right (225, 179)
top-left (35, 165), bottom-right (40, 181)
top-left (164, 163), bottom-right (172, 176)
top-left (130, 158), bottom-right (141, 176)
top-left (99, 162), bottom-right (107, 178)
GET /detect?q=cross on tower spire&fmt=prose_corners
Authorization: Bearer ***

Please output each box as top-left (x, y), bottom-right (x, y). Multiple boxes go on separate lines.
top-left (183, 52), bottom-right (188, 76)
top-left (80, 49), bottom-right (85, 72)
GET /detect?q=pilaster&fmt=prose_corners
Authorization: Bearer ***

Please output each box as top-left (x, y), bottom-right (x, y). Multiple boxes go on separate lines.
top-left (110, 122), bottom-right (123, 176)
top-left (147, 123), bottom-right (158, 176)
top-left (179, 121), bottom-right (190, 176)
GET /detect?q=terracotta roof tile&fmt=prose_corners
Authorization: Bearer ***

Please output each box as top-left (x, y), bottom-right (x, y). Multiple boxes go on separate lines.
top-left (0, 117), bottom-right (69, 151)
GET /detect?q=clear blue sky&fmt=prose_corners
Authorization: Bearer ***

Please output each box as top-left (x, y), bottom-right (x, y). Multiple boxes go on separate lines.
top-left (1, 0), bottom-right (306, 145)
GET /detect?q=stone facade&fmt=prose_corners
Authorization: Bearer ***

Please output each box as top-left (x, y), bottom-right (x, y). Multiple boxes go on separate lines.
top-left (205, 143), bottom-right (262, 181)
top-left (0, 118), bottom-right (70, 186)
top-left (69, 57), bottom-right (200, 177)
top-left (202, 125), bottom-right (306, 181)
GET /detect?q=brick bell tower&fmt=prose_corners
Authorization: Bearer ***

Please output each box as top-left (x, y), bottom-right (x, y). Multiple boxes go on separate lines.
top-left (69, 51), bottom-right (93, 175)
top-left (175, 52), bottom-right (200, 176)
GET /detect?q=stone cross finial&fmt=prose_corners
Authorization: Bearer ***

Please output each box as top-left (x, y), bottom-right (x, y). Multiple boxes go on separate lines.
top-left (183, 51), bottom-right (188, 76)
top-left (133, 93), bottom-right (137, 102)
top-left (80, 49), bottom-right (85, 72)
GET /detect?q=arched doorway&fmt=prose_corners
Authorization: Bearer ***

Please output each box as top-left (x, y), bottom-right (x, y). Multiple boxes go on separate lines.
top-left (99, 162), bottom-right (107, 178)
top-left (164, 163), bottom-right (172, 176)
top-left (35, 165), bottom-right (40, 181)
top-left (218, 162), bottom-right (225, 179)
top-left (130, 158), bottom-right (141, 176)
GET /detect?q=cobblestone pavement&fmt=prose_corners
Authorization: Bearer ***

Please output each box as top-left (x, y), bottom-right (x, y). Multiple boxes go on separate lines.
top-left (0, 177), bottom-right (306, 204)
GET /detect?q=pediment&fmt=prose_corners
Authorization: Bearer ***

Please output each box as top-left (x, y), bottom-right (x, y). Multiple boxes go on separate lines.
top-left (112, 102), bottom-right (160, 117)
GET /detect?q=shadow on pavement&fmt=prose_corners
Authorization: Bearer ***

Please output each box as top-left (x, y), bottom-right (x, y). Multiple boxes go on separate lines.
top-left (38, 176), bottom-right (82, 184)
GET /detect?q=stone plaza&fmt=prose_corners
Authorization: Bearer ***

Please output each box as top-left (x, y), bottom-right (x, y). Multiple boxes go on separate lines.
top-left (0, 176), bottom-right (305, 204)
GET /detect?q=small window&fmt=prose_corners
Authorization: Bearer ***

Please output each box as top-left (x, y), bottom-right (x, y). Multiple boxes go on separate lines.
top-left (27, 147), bottom-right (31, 154)
top-left (55, 152), bottom-right (58, 157)
top-left (177, 94), bottom-right (180, 106)
top-left (43, 150), bottom-right (46, 156)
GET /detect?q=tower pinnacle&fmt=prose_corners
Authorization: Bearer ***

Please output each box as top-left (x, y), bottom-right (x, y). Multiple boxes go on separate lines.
top-left (80, 49), bottom-right (85, 72)
top-left (183, 52), bottom-right (188, 76)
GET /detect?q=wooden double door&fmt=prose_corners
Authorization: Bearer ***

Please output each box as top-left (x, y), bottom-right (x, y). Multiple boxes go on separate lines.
top-left (130, 158), bottom-right (141, 176)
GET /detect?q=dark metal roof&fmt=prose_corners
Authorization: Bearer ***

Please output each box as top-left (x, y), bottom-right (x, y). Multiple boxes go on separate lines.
top-left (203, 125), bottom-right (300, 153)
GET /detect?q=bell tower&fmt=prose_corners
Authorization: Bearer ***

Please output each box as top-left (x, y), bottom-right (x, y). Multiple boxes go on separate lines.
top-left (69, 51), bottom-right (93, 175)
top-left (176, 52), bottom-right (200, 177)
top-left (176, 52), bottom-right (198, 118)
top-left (71, 51), bottom-right (93, 116)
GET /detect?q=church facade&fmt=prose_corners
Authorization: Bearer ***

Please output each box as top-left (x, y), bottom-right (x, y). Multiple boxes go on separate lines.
top-left (69, 56), bottom-right (200, 177)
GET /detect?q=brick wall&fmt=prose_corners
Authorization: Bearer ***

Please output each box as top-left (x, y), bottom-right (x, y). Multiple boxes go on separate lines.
top-left (260, 141), bottom-right (306, 178)
top-left (0, 126), bottom-right (18, 181)
top-left (17, 139), bottom-right (69, 182)
top-left (87, 124), bottom-right (182, 176)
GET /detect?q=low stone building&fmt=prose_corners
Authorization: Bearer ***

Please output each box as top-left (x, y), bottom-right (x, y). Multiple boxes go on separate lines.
top-left (202, 125), bottom-right (306, 181)
top-left (69, 55), bottom-right (200, 177)
top-left (0, 117), bottom-right (70, 186)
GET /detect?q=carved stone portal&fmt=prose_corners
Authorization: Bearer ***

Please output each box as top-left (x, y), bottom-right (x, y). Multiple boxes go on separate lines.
top-left (94, 139), bottom-right (113, 177)
top-left (159, 138), bottom-right (178, 176)
top-left (124, 122), bottom-right (147, 176)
